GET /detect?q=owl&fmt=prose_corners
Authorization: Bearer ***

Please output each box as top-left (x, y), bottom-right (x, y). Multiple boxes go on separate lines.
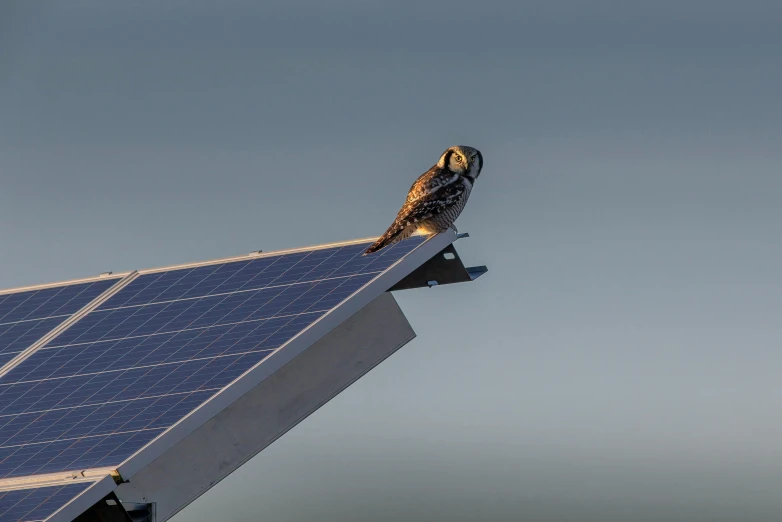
top-left (364, 145), bottom-right (483, 255)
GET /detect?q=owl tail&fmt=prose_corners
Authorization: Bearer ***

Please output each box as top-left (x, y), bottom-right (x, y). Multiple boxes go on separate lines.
top-left (363, 223), bottom-right (410, 255)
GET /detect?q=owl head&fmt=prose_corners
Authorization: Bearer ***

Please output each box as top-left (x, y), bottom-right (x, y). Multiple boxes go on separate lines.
top-left (437, 145), bottom-right (483, 181)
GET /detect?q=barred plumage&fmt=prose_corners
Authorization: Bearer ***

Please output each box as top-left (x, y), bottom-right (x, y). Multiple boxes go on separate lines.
top-left (364, 145), bottom-right (483, 255)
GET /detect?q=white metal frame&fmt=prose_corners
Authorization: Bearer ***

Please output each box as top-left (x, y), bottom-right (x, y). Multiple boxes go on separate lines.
top-left (0, 231), bottom-right (459, 522)
top-left (46, 475), bottom-right (119, 522)
top-left (0, 272), bottom-right (140, 380)
top-left (113, 290), bottom-right (418, 521)
top-left (116, 230), bottom-right (454, 479)
top-left (0, 273), bottom-right (127, 297)
top-left (135, 236), bottom-right (385, 275)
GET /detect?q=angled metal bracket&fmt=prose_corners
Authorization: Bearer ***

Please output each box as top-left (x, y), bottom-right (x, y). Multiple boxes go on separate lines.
top-left (72, 491), bottom-right (154, 522)
top-left (389, 243), bottom-right (487, 291)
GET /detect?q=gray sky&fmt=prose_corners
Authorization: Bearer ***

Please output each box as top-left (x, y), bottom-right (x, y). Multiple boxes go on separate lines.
top-left (2, 1), bottom-right (782, 521)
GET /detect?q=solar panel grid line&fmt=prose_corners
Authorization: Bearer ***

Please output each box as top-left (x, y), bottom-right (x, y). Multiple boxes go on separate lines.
top-left (0, 320), bottom-right (60, 360)
top-left (98, 245), bottom-right (380, 314)
top-left (5, 277), bottom-right (372, 392)
top-left (0, 315), bottom-right (67, 330)
top-left (0, 233), bottom-right (443, 481)
top-left (0, 273), bottom-right (133, 297)
top-left (0, 281), bottom-right (125, 360)
top-left (46, 475), bottom-right (118, 522)
top-left (72, 281), bottom-right (324, 347)
top-left (0, 274), bottom-right (138, 382)
top-left (117, 230), bottom-right (454, 479)
top-left (88, 282), bottom-right (359, 355)
top-left (7, 341), bottom-right (277, 394)
top-left (0, 292), bottom-right (68, 327)
top-left (1, 426), bottom-right (157, 453)
top-left (0, 295), bottom-right (121, 387)
top-left (0, 388), bottom-right (220, 424)
top-left (33, 249), bottom-right (390, 372)
top-left (130, 235), bottom-right (383, 277)
top-left (0, 355), bottom-right (16, 372)
top-left (0, 280), bottom-right (124, 328)
top-left (36, 307), bottom-right (326, 358)
top-left (0, 482), bottom-right (92, 522)
top-left (0, 300), bottom-right (368, 434)
top-left (10, 310), bottom-right (311, 380)
top-left (0, 484), bottom-right (100, 522)
top-left (0, 385), bottom-right (227, 451)
top-left (87, 269), bottom-right (375, 320)
top-left (0, 392), bottom-right (212, 448)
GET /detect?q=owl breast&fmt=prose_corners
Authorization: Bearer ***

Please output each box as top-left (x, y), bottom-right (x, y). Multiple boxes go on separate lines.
top-left (421, 177), bottom-right (473, 233)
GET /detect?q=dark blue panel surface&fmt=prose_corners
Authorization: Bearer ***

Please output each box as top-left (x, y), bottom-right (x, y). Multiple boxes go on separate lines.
top-left (0, 236), bottom-right (428, 479)
top-left (0, 482), bottom-right (89, 522)
top-left (0, 318), bottom-right (65, 359)
top-left (0, 354), bottom-right (15, 369)
top-left (0, 281), bottom-right (116, 325)
top-left (0, 281), bottom-right (117, 358)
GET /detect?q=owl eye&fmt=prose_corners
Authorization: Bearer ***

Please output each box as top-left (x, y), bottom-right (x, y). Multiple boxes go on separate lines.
top-left (454, 154), bottom-right (462, 162)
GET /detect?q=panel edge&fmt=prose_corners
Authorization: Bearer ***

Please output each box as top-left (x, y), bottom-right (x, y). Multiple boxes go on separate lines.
top-left (115, 230), bottom-right (456, 479)
top-left (46, 475), bottom-right (118, 522)
top-left (0, 272), bottom-right (141, 380)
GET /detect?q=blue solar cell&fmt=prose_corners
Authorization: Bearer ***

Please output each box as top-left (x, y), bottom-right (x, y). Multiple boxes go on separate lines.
top-left (0, 354), bottom-right (16, 369)
top-left (0, 482), bottom-right (89, 522)
top-left (0, 281), bottom-right (116, 325)
top-left (0, 236), bottom-right (427, 479)
top-left (0, 318), bottom-right (64, 360)
top-left (0, 281), bottom-right (117, 359)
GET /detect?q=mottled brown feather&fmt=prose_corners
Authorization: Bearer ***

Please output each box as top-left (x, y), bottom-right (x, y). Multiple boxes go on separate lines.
top-left (364, 145), bottom-right (481, 255)
top-left (364, 167), bottom-right (464, 254)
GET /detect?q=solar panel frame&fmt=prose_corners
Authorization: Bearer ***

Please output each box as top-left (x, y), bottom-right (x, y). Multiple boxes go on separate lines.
top-left (0, 237), bottom-right (429, 480)
top-left (114, 230), bottom-right (455, 480)
top-left (44, 475), bottom-right (117, 522)
top-left (0, 230), bottom-right (461, 522)
top-left (0, 482), bottom-right (91, 522)
top-left (0, 278), bottom-right (124, 364)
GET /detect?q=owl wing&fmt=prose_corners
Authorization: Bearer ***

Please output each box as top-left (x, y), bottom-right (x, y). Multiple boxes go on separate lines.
top-left (397, 168), bottom-right (465, 224)
top-left (364, 166), bottom-right (463, 254)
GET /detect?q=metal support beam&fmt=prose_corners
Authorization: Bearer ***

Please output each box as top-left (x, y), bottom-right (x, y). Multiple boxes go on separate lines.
top-left (113, 291), bottom-right (417, 522)
top-left (72, 492), bottom-right (134, 522)
top-left (389, 243), bottom-right (488, 291)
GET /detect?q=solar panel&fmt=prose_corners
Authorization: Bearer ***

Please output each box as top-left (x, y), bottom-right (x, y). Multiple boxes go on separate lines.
top-left (0, 236), bottom-right (427, 480)
top-left (0, 355), bottom-right (16, 371)
top-left (0, 482), bottom-right (90, 522)
top-left (0, 281), bottom-right (118, 362)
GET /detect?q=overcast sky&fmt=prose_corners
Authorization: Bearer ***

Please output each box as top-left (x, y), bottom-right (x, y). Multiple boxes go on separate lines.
top-left (2, 1), bottom-right (782, 521)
